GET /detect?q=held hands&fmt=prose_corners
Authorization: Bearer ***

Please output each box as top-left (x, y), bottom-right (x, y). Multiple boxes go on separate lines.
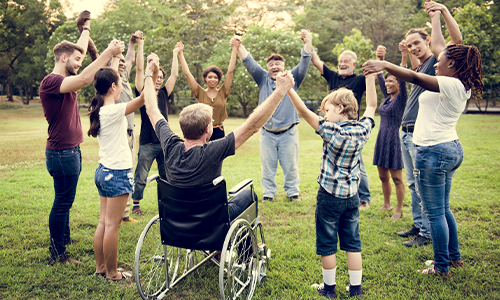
top-left (376, 45), bottom-right (386, 61)
top-left (76, 10), bottom-right (91, 33)
top-left (300, 29), bottom-right (312, 45)
top-left (230, 37), bottom-right (241, 49)
top-left (275, 71), bottom-right (295, 91)
top-left (424, 0), bottom-right (445, 17)
top-left (173, 41), bottom-right (184, 55)
top-left (362, 60), bottom-right (386, 76)
top-left (107, 39), bottom-right (125, 56)
top-left (130, 30), bottom-right (144, 44)
top-left (146, 52), bottom-right (160, 77)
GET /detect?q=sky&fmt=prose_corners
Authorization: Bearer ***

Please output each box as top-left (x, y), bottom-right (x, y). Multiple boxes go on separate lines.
top-left (64, 0), bottom-right (107, 18)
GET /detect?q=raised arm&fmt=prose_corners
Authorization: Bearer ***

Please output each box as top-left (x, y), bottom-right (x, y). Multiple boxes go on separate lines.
top-left (223, 38), bottom-right (238, 92)
top-left (232, 37), bottom-right (249, 60)
top-left (287, 88), bottom-right (319, 130)
top-left (300, 29), bottom-right (313, 54)
top-left (425, 0), bottom-right (462, 57)
top-left (363, 74), bottom-right (377, 119)
top-left (291, 30), bottom-right (313, 87)
top-left (144, 53), bottom-right (163, 126)
top-left (110, 54), bottom-right (120, 71)
top-left (135, 34), bottom-right (145, 92)
top-left (362, 60), bottom-right (439, 93)
top-left (178, 45), bottom-right (198, 90)
top-left (311, 51), bottom-right (324, 75)
top-left (125, 31), bottom-right (142, 74)
top-left (59, 40), bottom-right (125, 94)
top-left (232, 72), bottom-right (294, 149)
top-left (165, 42), bottom-right (182, 95)
top-left (375, 45), bottom-right (389, 97)
top-left (75, 10), bottom-right (90, 58)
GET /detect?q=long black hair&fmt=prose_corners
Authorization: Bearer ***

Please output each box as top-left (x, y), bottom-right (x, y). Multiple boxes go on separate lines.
top-left (87, 68), bottom-right (120, 138)
top-left (444, 44), bottom-right (483, 100)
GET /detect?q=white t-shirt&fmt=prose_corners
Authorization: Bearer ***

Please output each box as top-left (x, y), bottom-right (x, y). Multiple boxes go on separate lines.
top-left (413, 76), bottom-right (471, 147)
top-left (97, 103), bottom-right (132, 169)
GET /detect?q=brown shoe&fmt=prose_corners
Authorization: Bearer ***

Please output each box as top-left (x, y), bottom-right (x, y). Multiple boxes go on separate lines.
top-left (132, 206), bottom-right (144, 216)
top-left (359, 201), bottom-right (370, 210)
top-left (50, 254), bottom-right (80, 266)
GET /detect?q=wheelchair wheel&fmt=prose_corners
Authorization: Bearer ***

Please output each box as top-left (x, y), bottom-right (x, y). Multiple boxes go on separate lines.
top-left (219, 219), bottom-right (259, 300)
top-left (135, 215), bottom-right (178, 300)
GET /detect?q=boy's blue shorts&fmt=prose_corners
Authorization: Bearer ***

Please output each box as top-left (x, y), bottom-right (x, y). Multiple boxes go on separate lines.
top-left (316, 186), bottom-right (362, 256)
top-left (94, 164), bottom-right (134, 198)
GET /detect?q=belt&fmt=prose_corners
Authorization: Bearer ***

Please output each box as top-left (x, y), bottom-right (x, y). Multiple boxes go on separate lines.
top-left (213, 123), bottom-right (224, 130)
top-left (263, 123), bottom-right (296, 135)
top-left (402, 123), bottom-right (415, 133)
top-left (127, 129), bottom-right (134, 136)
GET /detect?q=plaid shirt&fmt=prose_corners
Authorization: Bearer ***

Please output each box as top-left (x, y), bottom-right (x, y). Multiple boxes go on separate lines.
top-left (315, 116), bottom-right (375, 198)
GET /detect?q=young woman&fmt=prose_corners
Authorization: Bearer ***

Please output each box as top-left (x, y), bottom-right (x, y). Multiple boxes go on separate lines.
top-left (372, 45), bottom-right (409, 220)
top-left (178, 38), bottom-right (238, 141)
top-left (363, 1), bottom-right (483, 276)
top-left (88, 55), bottom-right (158, 281)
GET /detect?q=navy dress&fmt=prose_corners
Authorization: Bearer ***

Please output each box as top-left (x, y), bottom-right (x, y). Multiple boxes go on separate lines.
top-left (373, 73), bottom-right (408, 169)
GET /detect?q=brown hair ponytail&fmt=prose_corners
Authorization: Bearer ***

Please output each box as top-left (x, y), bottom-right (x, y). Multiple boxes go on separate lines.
top-left (87, 68), bottom-right (120, 137)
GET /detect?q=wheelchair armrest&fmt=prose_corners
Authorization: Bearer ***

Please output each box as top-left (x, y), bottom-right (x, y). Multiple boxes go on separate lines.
top-left (147, 174), bottom-right (160, 183)
top-left (212, 176), bottom-right (225, 186)
top-left (228, 179), bottom-right (253, 197)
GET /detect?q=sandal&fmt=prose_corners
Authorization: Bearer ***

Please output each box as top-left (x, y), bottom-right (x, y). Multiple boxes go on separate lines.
top-left (106, 271), bottom-right (133, 281)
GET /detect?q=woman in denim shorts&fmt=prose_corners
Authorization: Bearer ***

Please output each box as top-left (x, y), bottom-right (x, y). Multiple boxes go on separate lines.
top-left (87, 55), bottom-right (158, 281)
top-left (363, 19), bottom-right (483, 275)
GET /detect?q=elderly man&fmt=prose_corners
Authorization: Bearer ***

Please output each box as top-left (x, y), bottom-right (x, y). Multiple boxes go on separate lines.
top-left (233, 30), bottom-right (313, 202)
top-left (142, 53), bottom-right (296, 217)
top-left (311, 49), bottom-right (371, 209)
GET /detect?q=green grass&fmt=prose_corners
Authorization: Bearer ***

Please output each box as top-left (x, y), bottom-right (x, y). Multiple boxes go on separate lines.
top-left (0, 103), bottom-right (499, 299)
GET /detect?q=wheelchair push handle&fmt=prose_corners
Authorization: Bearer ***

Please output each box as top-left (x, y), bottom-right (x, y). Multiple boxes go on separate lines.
top-left (147, 174), bottom-right (160, 183)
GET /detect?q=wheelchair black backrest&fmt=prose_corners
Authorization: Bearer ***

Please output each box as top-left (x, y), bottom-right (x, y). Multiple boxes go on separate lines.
top-left (157, 178), bottom-right (231, 251)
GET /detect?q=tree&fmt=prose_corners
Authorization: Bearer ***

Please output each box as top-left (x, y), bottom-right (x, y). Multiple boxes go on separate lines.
top-left (0, 0), bottom-right (66, 102)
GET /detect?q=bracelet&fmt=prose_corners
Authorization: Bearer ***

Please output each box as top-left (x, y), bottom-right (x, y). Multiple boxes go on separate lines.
top-left (82, 27), bottom-right (90, 32)
top-left (400, 64), bottom-right (408, 68)
top-left (144, 73), bottom-right (153, 80)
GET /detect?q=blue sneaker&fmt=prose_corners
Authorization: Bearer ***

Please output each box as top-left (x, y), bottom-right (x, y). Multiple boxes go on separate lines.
top-left (312, 283), bottom-right (336, 299)
top-left (346, 285), bottom-right (363, 298)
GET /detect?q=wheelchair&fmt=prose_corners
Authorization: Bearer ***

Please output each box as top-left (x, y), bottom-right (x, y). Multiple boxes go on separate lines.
top-left (134, 175), bottom-right (271, 300)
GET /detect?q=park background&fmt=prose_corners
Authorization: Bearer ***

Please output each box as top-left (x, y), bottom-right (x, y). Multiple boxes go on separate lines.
top-left (1, 0), bottom-right (500, 299)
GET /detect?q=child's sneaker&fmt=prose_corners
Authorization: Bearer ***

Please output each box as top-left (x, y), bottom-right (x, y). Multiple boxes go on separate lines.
top-left (418, 266), bottom-right (451, 277)
top-left (425, 260), bottom-right (465, 267)
top-left (346, 285), bottom-right (363, 298)
top-left (311, 283), bottom-right (336, 299)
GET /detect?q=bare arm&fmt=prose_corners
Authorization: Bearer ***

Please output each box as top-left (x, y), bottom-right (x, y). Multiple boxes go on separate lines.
top-left (125, 31), bottom-right (141, 74)
top-left (178, 48), bottom-right (198, 90)
top-left (287, 88), bottom-right (319, 130)
top-left (75, 19), bottom-right (90, 57)
top-left (232, 72), bottom-right (295, 150)
top-left (143, 54), bottom-right (163, 126)
top-left (233, 37), bottom-right (249, 60)
top-left (311, 49), bottom-right (324, 75)
top-left (163, 42), bottom-right (182, 95)
top-left (300, 29), bottom-right (313, 54)
top-left (425, 0), bottom-right (462, 57)
top-left (126, 93), bottom-right (145, 115)
top-left (362, 74), bottom-right (377, 119)
top-left (135, 35), bottom-right (145, 93)
top-left (110, 55), bottom-right (120, 71)
top-left (59, 40), bottom-right (125, 94)
top-left (363, 60), bottom-right (439, 93)
top-left (223, 40), bottom-right (238, 92)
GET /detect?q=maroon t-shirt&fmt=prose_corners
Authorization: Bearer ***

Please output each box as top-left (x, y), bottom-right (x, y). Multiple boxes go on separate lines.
top-left (39, 74), bottom-right (83, 150)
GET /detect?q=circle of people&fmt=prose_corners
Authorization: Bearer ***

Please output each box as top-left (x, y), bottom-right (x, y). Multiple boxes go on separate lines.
top-left (39, 0), bottom-right (483, 296)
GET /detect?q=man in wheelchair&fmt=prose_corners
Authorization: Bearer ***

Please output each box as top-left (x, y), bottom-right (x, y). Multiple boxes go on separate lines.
top-left (143, 54), bottom-right (295, 216)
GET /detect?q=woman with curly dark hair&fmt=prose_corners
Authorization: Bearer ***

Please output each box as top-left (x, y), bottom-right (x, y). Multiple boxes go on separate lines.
top-left (363, 0), bottom-right (483, 277)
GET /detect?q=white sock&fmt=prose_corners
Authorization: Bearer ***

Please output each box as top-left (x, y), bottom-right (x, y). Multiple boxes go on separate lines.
top-left (322, 267), bottom-right (336, 286)
top-left (348, 269), bottom-right (362, 286)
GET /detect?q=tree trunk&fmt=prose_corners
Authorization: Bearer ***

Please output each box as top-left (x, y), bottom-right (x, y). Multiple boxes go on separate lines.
top-left (19, 85), bottom-right (24, 102)
top-left (6, 79), bottom-right (13, 102)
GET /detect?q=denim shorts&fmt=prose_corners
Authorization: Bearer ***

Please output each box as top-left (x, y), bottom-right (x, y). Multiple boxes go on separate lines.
top-left (94, 164), bottom-right (134, 198)
top-left (316, 186), bottom-right (362, 256)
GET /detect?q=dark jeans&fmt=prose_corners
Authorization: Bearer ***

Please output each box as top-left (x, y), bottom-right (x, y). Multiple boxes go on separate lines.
top-left (132, 143), bottom-right (166, 201)
top-left (45, 146), bottom-right (82, 258)
top-left (210, 126), bottom-right (225, 141)
top-left (228, 189), bottom-right (255, 221)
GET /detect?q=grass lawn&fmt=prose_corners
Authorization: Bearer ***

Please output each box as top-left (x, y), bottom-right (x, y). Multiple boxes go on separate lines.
top-left (0, 103), bottom-right (499, 299)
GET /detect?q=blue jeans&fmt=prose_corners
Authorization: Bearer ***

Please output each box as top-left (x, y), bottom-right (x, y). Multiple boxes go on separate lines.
top-left (228, 189), bottom-right (256, 221)
top-left (94, 164), bottom-right (134, 198)
top-left (45, 146), bottom-right (82, 259)
top-left (415, 141), bottom-right (463, 273)
top-left (358, 154), bottom-right (370, 203)
top-left (259, 126), bottom-right (300, 198)
top-left (401, 132), bottom-right (430, 238)
top-left (132, 143), bottom-right (166, 201)
top-left (315, 187), bottom-right (361, 256)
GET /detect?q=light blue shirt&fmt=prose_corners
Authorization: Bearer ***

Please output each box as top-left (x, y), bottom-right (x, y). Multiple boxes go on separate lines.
top-left (242, 48), bottom-right (312, 129)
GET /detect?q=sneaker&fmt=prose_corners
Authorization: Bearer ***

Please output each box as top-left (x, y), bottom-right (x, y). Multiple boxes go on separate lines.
top-left (132, 206), bottom-right (143, 216)
top-left (262, 197), bottom-right (274, 203)
top-left (290, 195), bottom-right (301, 202)
top-left (396, 225), bottom-right (420, 238)
top-left (418, 266), bottom-right (451, 277)
top-left (311, 283), bottom-right (336, 299)
top-left (403, 235), bottom-right (431, 247)
top-left (121, 216), bottom-right (138, 224)
top-left (359, 201), bottom-right (370, 210)
top-left (49, 254), bottom-right (80, 266)
top-left (425, 260), bottom-right (464, 267)
top-left (346, 285), bottom-right (363, 297)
